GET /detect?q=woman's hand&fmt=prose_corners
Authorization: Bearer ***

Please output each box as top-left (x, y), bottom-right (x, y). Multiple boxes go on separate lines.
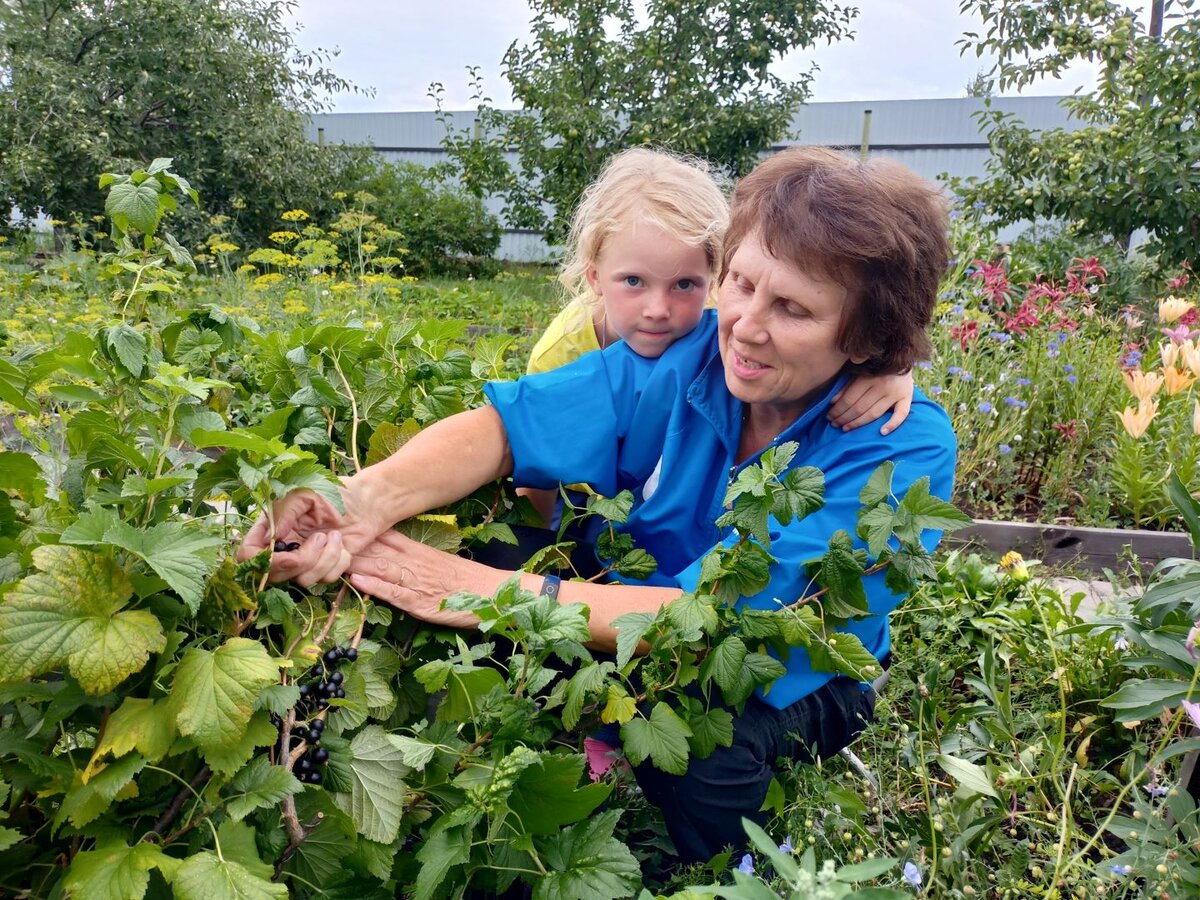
top-left (236, 482), bottom-right (388, 587)
top-left (345, 531), bottom-right (485, 630)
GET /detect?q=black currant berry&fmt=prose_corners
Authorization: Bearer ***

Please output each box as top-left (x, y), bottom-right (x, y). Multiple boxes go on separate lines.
top-left (318, 698), bottom-right (330, 709)
top-left (312, 747), bottom-right (329, 763)
top-left (307, 771), bottom-right (322, 785)
top-left (310, 665), bottom-right (324, 678)
top-left (285, 541), bottom-right (301, 552)
top-left (323, 648), bottom-right (340, 665)
top-left (329, 671), bottom-right (344, 686)
top-left (291, 725), bottom-right (306, 736)
top-left (334, 687), bottom-right (346, 699)
top-left (310, 718), bottom-right (325, 732)
top-left (273, 540), bottom-right (288, 552)
top-left (297, 757), bottom-right (312, 773)
top-left (307, 729), bottom-right (322, 744)
top-left (298, 684), bottom-right (310, 697)
top-left (344, 647), bottom-right (358, 662)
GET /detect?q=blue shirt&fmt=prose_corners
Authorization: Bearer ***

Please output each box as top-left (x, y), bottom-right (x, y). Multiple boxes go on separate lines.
top-left (484, 310), bottom-right (956, 709)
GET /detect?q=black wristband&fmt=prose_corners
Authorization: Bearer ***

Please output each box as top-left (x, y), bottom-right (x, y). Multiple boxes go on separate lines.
top-left (540, 574), bottom-right (562, 599)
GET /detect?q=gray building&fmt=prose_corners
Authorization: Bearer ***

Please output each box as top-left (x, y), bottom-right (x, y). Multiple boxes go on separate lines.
top-left (307, 96), bottom-right (1078, 261)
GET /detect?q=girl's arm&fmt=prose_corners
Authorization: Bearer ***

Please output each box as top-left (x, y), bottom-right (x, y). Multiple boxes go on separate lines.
top-left (827, 370), bottom-right (915, 435)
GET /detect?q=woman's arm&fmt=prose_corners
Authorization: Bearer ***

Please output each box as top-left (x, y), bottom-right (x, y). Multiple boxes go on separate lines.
top-left (345, 531), bottom-right (681, 653)
top-left (237, 406), bottom-right (515, 585)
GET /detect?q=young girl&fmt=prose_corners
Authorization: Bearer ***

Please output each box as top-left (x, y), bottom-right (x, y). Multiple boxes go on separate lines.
top-left (523, 148), bottom-right (914, 523)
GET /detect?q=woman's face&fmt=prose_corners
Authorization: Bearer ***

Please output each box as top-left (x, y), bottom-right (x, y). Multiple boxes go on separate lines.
top-left (718, 232), bottom-right (864, 421)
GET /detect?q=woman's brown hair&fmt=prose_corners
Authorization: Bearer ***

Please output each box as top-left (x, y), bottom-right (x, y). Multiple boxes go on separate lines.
top-left (723, 147), bottom-right (949, 374)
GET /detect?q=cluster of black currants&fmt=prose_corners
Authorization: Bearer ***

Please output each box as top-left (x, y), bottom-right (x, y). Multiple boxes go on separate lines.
top-left (273, 539), bottom-right (302, 553)
top-left (271, 645), bottom-right (358, 786)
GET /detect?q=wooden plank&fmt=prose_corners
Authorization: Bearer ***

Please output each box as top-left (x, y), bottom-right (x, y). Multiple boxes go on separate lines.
top-left (947, 520), bottom-right (1194, 574)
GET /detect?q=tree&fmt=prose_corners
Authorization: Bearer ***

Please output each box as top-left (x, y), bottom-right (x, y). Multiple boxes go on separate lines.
top-left (435, 0), bottom-right (857, 244)
top-left (956, 0), bottom-right (1200, 267)
top-left (0, 0), bottom-right (362, 241)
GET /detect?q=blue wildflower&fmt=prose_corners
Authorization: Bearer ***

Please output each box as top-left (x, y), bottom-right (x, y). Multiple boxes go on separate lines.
top-left (1016, 377), bottom-right (1031, 386)
top-left (1004, 397), bottom-right (1027, 409)
top-left (1110, 864), bottom-right (1132, 876)
top-left (978, 402), bottom-right (994, 413)
top-left (951, 304), bottom-right (964, 314)
top-left (1067, 375), bottom-right (1078, 383)
top-left (990, 331), bottom-right (1012, 343)
top-left (778, 836), bottom-right (794, 854)
top-left (1047, 346), bottom-right (1060, 358)
top-left (738, 854), bottom-right (754, 876)
top-left (999, 444), bottom-right (1012, 454)
top-left (972, 200), bottom-right (987, 210)
top-left (1121, 349), bottom-right (1143, 367)
top-left (903, 861), bottom-right (923, 887)
top-left (929, 385), bottom-right (944, 396)
top-left (1062, 364), bottom-right (1074, 373)
top-left (947, 366), bottom-right (963, 375)
top-left (1144, 783), bottom-right (1169, 798)
top-left (949, 210), bottom-right (962, 220)
top-left (916, 360), bottom-right (932, 369)
top-left (960, 372), bottom-right (973, 381)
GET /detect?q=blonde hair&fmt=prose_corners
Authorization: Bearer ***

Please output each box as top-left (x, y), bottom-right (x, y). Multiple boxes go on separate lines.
top-left (558, 148), bottom-right (729, 303)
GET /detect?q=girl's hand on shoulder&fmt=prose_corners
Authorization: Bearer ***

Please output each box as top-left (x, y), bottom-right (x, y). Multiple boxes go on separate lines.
top-left (828, 370), bottom-right (915, 435)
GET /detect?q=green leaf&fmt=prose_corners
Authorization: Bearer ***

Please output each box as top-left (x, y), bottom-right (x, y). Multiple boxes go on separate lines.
top-left (533, 808), bottom-right (641, 900)
top-left (1168, 471), bottom-right (1200, 551)
top-left (665, 592), bottom-right (719, 640)
top-left (857, 504), bottom-right (896, 560)
top-left (685, 703), bottom-right (734, 759)
top-left (340, 725), bottom-right (409, 843)
top-left (104, 323), bottom-right (150, 377)
top-left (620, 702), bottom-right (693, 775)
top-left (106, 179), bottom-right (163, 235)
top-left (601, 684), bottom-right (637, 725)
top-left (413, 826), bottom-right (471, 900)
top-left (938, 753), bottom-right (1000, 800)
top-left (611, 611), bottom-right (655, 669)
top-left (586, 490), bottom-right (634, 524)
top-left (0, 451), bottom-right (44, 502)
top-left (859, 460), bottom-right (895, 507)
top-left (387, 735), bottom-right (439, 771)
top-left (59, 506), bottom-right (122, 545)
top-left (103, 520), bottom-right (223, 614)
top-left (700, 635), bottom-right (747, 697)
top-left (614, 548), bottom-right (657, 579)
top-left (63, 840), bottom-right (175, 900)
top-left (508, 753), bottom-right (612, 834)
top-left (1101, 678), bottom-right (1192, 722)
top-left (439, 666), bottom-right (505, 723)
top-left (172, 851), bottom-right (288, 900)
top-left (203, 713), bottom-right (279, 776)
top-left (169, 638), bottom-right (280, 757)
top-left (225, 755), bottom-right (304, 822)
top-left (807, 531), bottom-right (869, 619)
top-left (85, 697), bottom-right (176, 777)
top-left (0, 545), bottom-right (165, 695)
top-left (896, 477), bottom-right (973, 540)
top-left (779, 607), bottom-right (886, 682)
top-left (775, 465), bottom-right (825, 524)
top-left (365, 418), bottom-right (421, 467)
top-left (398, 515), bottom-right (462, 553)
top-left (716, 492), bottom-right (773, 545)
top-left (835, 857), bottom-right (903, 882)
top-left (56, 753), bottom-right (147, 829)
top-left (562, 661), bottom-right (611, 731)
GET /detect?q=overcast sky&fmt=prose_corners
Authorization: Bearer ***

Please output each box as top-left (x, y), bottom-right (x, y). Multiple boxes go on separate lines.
top-left (286, 0), bottom-right (1106, 113)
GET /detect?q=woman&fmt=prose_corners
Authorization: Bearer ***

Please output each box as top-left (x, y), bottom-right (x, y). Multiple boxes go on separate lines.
top-left (239, 147), bottom-right (957, 862)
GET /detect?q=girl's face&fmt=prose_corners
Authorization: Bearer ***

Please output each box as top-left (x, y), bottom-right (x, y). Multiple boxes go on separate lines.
top-left (585, 222), bottom-right (712, 358)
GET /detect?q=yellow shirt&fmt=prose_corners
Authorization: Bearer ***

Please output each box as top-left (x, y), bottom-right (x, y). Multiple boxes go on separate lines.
top-left (527, 297), bottom-right (603, 375)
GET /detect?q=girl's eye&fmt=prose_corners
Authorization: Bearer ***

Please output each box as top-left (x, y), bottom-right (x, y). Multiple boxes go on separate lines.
top-left (623, 275), bottom-right (642, 288)
top-left (676, 278), bottom-right (697, 291)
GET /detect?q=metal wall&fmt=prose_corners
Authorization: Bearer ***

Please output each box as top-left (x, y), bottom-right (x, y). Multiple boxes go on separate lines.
top-left (307, 96), bottom-right (1081, 261)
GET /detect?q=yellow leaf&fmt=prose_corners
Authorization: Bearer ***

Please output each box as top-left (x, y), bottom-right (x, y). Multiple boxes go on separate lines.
top-left (601, 685), bottom-right (637, 725)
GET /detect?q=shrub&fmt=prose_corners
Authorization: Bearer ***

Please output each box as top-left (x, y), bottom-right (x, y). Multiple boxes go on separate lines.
top-left (358, 163), bottom-right (501, 278)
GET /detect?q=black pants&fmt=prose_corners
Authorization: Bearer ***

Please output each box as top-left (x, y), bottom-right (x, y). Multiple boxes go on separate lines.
top-left (633, 676), bottom-right (876, 863)
top-left (465, 525), bottom-right (878, 864)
